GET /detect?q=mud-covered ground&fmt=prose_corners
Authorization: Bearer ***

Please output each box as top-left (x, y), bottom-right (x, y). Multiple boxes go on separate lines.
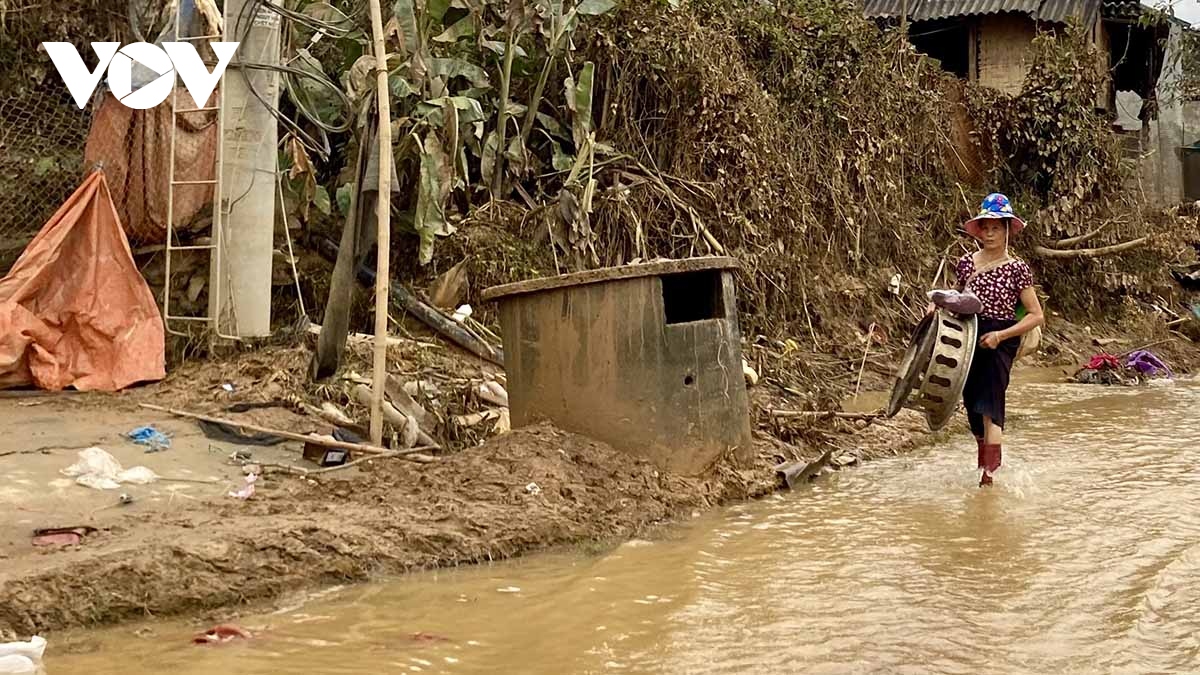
top-left (0, 378), bottom-right (935, 638)
top-left (0, 313), bottom-right (1194, 639)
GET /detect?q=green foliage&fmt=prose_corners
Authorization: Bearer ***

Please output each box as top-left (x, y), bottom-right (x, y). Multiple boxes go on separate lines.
top-left (968, 22), bottom-right (1128, 239)
top-left (282, 0), bottom-right (617, 262)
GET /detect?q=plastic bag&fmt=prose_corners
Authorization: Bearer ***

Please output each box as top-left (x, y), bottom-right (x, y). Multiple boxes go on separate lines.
top-left (60, 448), bottom-right (157, 490)
top-left (61, 447), bottom-right (123, 480)
top-left (117, 466), bottom-right (160, 485)
top-left (0, 655), bottom-right (36, 675)
top-left (0, 636), bottom-right (44, 661)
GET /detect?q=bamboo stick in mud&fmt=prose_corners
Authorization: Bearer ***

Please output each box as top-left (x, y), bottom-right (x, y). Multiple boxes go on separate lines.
top-left (366, 0), bottom-right (393, 446)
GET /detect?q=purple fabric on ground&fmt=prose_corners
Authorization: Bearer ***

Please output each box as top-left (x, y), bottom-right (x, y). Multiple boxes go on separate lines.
top-left (1126, 350), bottom-right (1172, 377)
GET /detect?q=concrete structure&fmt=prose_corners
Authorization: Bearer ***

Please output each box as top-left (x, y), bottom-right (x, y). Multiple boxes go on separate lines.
top-left (481, 257), bottom-right (753, 476)
top-left (212, 0), bottom-right (281, 336)
top-left (863, 0), bottom-right (1190, 205)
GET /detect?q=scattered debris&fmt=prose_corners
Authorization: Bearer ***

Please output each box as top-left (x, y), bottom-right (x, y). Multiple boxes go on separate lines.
top-left (389, 283), bottom-right (503, 366)
top-left (404, 380), bottom-right (442, 399)
top-left (776, 449), bottom-right (835, 489)
top-left (199, 420), bottom-right (287, 446)
top-left (0, 634), bottom-right (45, 674)
top-left (384, 375), bottom-right (429, 426)
top-left (475, 381), bottom-right (509, 408)
top-left (0, 655), bottom-right (36, 675)
top-left (228, 473), bottom-right (258, 500)
top-left (743, 360), bottom-right (759, 387)
top-left (318, 402), bottom-right (356, 427)
top-left (770, 409), bottom-right (881, 421)
top-left (454, 409), bottom-right (504, 428)
top-left (60, 447), bottom-right (159, 490)
top-left (1126, 350), bottom-right (1172, 378)
top-left (192, 624), bottom-right (252, 645)
top-left (126, 425), bottom-right (172, 452)
top-left (303, 439), bottom-right (351, 467)
top-left (31, 526), bottom-right (96, 547)
top-left (1075, 349), bottom-right (1173, 386)
top-left (141, 403), bottom-right (415, 457)
top-left (352, 384), bottom-right (419, 448)
top-left (832, 453), bottom-right (859, 468)
top-left (428, 260), bottom-right (469, 309)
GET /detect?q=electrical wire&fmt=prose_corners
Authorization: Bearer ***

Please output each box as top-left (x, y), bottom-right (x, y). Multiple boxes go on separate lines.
top-left (128, 0), bottom-right (361, 159)
top-left (231, 0), bottom-right (359, 159)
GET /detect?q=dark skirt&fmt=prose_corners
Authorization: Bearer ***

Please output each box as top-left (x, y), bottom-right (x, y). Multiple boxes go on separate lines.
top-left (963, 317), bottom-right (1019, 438)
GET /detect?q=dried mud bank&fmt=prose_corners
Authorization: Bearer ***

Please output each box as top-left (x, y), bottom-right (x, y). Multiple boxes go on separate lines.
top-left (0, 399), bottom-right (935, 638)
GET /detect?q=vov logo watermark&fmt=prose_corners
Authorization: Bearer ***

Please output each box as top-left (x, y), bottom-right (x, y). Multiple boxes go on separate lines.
top-left (42, 42), bottom-right (240, 110)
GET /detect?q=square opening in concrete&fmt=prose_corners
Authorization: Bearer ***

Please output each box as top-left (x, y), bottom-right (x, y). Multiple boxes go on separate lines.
top-left (661, 270), bottom-right (724, 325)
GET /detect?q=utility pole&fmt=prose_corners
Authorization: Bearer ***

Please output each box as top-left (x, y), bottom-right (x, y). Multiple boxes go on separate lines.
top-left (214, 0), bottom-right (280, 337)
top-left (366, 0), bottom-right (394, 446)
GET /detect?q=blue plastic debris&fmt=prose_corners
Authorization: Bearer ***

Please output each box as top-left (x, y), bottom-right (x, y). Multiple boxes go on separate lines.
top-left (126, 425), bottom-right (172, 452)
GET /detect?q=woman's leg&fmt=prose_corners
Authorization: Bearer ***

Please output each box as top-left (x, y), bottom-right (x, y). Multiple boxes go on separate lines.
top-left (968, 411), bottom-right (985, 468)
top-left (983, 416), bottom-right (1003, 445)
top-left (980, 415), bottom-right (1003, 486)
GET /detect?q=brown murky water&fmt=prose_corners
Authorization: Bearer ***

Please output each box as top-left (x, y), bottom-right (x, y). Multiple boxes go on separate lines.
top-left (51, 376), bottom-right (1200, 673)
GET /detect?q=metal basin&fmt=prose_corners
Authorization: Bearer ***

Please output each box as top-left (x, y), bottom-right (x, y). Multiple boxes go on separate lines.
top-left (886, 309), bottom-right (978, 431)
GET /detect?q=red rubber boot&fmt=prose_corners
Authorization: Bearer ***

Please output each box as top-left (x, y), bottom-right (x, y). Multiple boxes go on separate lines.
top-left (980, 444), bottom-right (1002, 487)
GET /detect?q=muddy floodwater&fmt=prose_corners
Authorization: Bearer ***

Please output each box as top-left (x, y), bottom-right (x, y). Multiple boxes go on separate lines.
top-left (52, 375), bottom-right (1200, 673)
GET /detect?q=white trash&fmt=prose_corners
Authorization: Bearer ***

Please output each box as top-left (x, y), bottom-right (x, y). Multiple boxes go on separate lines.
top-left (0, 635), bottom-right (45, 672)
top-left (0, 655), bottom-right (36, 675)
top-left (61, 447), bottom-right (158, 490)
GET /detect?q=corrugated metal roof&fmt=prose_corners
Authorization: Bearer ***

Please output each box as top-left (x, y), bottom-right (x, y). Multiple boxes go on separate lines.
top-left (1100, 0), bottom-right (1154, 21)
top-left (862, 0), bottom-right (1102, 24)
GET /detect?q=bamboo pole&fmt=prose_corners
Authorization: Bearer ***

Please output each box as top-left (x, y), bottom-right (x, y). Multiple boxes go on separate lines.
top-left (138, 403), bottom-right (436, 457)
top-left (366, 0), bottom-right (394, 446)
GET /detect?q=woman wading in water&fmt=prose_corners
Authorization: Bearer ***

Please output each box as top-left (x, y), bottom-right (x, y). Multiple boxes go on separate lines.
top-left (945, 193), bottom-right (1044, 487)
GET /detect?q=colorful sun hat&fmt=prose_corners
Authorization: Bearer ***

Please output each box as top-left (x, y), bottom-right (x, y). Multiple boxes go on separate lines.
top-left (964, 192), bottom-right (1026, 240)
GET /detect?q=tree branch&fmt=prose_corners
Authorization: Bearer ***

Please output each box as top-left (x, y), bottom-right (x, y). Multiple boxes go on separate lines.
top-left (1034, 237), bottom-right (1150, 259)
top-left (1050, 223), bottom-right (1113, 249)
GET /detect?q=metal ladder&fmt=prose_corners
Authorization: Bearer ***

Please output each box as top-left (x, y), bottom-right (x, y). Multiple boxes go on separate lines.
top-left (161, 0), bottom-right (237, 339)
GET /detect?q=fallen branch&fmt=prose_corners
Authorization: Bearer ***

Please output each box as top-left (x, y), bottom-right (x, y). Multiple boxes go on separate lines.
top-left (770, 409), bottom-right (882, 420)
top-left (1050, 223), bottom-right (1114, 249)
top-left (1034, 237), bottom-right (1150, 259)
top-left (1119, 338), bottom-right (1174, 358)
top-left (390, 284), bottom-right (505, 367)
top-left (307, 324), bottom-right (441, 350)
top-left (138, 404), bottom-right (437, 458)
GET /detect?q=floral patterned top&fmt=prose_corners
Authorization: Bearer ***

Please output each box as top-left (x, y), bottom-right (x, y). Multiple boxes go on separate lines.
top-left (954, 253), bottom-right (1034, 321)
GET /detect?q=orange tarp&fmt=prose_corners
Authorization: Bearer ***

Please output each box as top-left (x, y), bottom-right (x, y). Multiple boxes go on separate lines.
top-left (83, 87), bottom-right (218, 244)
top-left (0, 171), bottom-right (165, 391)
